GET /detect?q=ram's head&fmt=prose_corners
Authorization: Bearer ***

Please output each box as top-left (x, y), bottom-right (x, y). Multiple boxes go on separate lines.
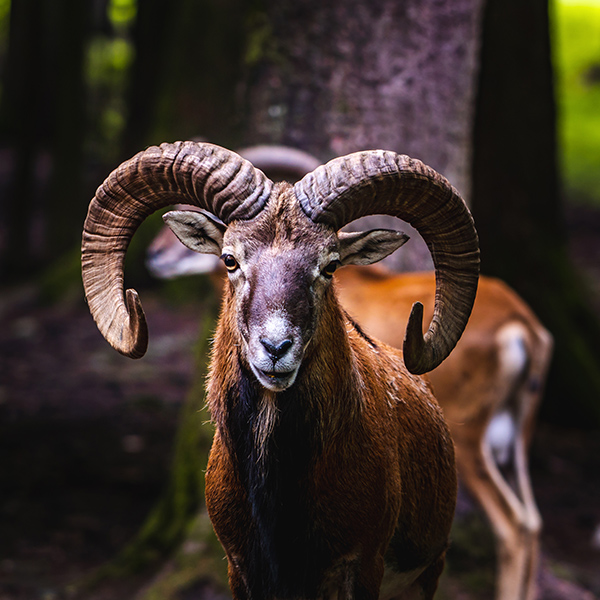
top-left (82, 142), bottom-right (479, 377)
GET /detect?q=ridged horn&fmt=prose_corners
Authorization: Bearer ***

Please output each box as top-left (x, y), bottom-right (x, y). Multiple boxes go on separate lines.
top-left (82, 141), bottom-right (273, 358)
top-left (294, 150), bottom-right (480, 375)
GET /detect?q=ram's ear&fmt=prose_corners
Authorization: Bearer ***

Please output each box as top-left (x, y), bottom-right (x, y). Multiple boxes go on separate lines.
top-left (163, 210), bottom-right (226, 256)
top-left (338, 229), bottom-right (409, 266)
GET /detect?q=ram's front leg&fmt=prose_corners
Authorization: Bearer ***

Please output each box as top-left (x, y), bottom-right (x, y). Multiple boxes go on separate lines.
top-left (205, 441), bottom-right (254, 598)
top-left (225, 556), bottom-right (250, 600)
top-left (353, 555), bottom-right (385, 600)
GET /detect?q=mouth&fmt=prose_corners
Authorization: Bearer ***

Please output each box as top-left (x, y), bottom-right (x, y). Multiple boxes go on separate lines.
top-left (261, 369), bottom-right (294, 381)
top-left (251, 365), bottom-right (298, 391)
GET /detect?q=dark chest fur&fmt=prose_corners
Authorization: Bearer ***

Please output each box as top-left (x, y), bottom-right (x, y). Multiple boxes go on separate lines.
top-left (222, 363), bottom-right (335, 598)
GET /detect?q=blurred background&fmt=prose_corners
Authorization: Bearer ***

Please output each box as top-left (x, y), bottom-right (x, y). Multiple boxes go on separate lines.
top-left (0, 0), bottom-right (599, 598)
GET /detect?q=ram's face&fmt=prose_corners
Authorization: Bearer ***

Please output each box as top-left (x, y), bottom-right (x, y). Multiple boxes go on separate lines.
top-left (163, 184), bottom-right (408, 392)
top-left (221, 210), bottom-right (340, 391)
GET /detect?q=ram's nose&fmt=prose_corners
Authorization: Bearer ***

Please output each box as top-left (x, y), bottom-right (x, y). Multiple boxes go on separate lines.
top-left (260, 337), bottom-right (293, 360)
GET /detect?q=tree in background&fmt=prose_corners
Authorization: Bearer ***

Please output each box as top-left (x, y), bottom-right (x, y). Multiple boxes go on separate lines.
top-left (120, 0), bottom-right (245, 157)
top-left (241, 0), bottom-right (484, 272)
top-left (0, 0), bottom-right (91, 279)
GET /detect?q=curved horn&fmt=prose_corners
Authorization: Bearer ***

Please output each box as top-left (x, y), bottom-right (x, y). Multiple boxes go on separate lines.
top-left (82, 141), bottom-right (273, 358)
top-left (294, 150), bottom-right (480, 375)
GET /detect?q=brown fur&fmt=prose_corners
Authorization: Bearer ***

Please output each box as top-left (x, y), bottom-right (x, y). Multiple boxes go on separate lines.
top-left (205, 270), bottom-right (457, 599)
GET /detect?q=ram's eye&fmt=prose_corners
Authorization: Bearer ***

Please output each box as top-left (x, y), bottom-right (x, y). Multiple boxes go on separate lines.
top-left (321, 260), bottom-right (340, 278)
top-left (222, 254), bottom-right (239, 272)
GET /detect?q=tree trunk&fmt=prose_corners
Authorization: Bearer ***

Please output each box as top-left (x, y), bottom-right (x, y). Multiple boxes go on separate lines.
top-left (120, 0), bottom-right (181, 158)
top-left (471, 0), bottom-right (600, 424)
top-left (0, 0), bottom-right (47, 279)
top-left (121, 0), bottom-right (245, 158)
top-left (241, 0), bottom-right (484, 271)
top-left (0, 0), bottom-right (90, 280)
top-left (45, 0), bottom-right (91, 259)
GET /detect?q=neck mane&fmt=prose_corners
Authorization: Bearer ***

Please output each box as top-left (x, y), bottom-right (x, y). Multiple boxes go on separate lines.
top-left (205, 282), bottom-right (371, 596)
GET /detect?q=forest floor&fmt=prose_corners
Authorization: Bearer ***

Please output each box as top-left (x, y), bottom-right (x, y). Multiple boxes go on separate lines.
top-left (1, 203), bottom-right (599, 600)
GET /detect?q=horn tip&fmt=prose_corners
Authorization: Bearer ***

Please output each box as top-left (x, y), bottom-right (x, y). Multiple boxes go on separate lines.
top-left (122, 288), bottom-right (148, 359)
top-left (403, 301), bottom-right (428, 375)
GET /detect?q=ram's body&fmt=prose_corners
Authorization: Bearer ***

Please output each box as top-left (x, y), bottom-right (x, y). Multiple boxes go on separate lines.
top-left (81, 142), bottom-right (480, 599)
top-left (204, 203), bottom-right (457, 597)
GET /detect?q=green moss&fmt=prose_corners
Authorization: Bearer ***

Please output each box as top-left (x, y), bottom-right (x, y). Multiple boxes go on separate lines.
top-left (244, 10), bottom-right (284, 68)
top-left (38, 246), bottom-right (83, 305)
top-left (138, 511), bottom-right (228, 600)
top-left (444, 509), bottom-right (496, 596)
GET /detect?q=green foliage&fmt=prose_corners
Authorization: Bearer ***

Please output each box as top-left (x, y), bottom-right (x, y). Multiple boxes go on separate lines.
top-left (109, 0), bottom-right (137, 30)
top-left (87, 37), bottom-right (134, 81)
top-left (0, 0), bottom-right (10, 42)
top-left (553, 0), bottom-right (600, 206)
top-left (86, 36), bottom-right (133, 155)
top-left (85, 0), bottom-right (136, 164)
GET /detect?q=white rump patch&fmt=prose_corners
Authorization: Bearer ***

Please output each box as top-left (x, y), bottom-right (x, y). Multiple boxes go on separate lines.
top-left (496, 322), bottom-right (529, 380)
top-left (485, 410), bottom-right (516, 466)
top-left (485, 322), bottom-right (529, 466)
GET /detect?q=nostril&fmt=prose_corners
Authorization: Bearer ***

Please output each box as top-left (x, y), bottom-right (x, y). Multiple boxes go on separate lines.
top-left (277, 339), bottom-right (293, 355)
top-left (261, 337), bottom-right (293, 360)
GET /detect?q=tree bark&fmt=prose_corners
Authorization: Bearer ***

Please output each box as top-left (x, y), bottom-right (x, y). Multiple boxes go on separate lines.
top-left (241, 0), bottom-right (484, 271)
